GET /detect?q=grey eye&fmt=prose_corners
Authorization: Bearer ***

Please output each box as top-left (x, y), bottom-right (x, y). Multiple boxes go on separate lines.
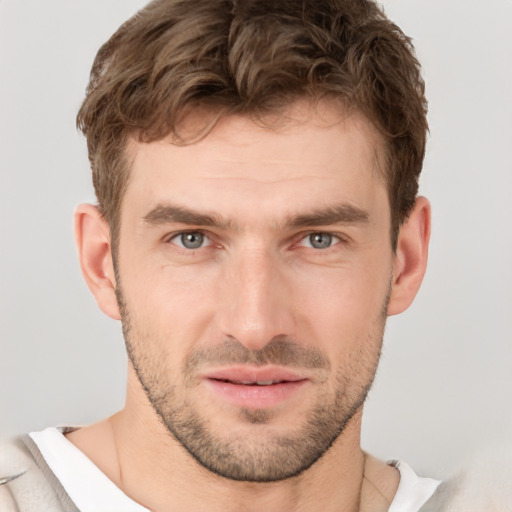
top-left (306, 233), bottom-right (334, 249)
top-left (173, 232), bottom-right (207, 249)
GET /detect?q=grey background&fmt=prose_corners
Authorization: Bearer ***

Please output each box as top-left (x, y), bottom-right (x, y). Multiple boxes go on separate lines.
top-left (1, 0), bottom-right (511, 479)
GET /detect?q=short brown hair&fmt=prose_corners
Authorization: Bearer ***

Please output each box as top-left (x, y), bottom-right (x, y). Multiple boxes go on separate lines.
top-left (77, 0), bottom-right (427, 249)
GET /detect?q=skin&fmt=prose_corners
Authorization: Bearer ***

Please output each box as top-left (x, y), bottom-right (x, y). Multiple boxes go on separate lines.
top-left (70, 100), bottom-right (430, 512)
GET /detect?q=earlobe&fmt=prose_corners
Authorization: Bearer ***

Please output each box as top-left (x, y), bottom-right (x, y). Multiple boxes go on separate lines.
top-left (74, 204), bottom-right (121, 320)
top-left (387, 196), bottom-right (431, 316)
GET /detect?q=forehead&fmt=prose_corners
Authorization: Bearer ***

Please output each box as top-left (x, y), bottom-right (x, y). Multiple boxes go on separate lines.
top-left (123, 100), bottom-right (387, 223)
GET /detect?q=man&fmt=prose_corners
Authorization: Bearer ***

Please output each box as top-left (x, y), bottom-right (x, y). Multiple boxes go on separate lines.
top-left (1, 0), bottom-right (441, 510)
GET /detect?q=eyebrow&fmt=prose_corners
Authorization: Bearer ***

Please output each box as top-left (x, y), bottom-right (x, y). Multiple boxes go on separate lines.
top-left (285, 204), bottom-right (369, 228)
top-left (143, 204), bottom-right (234, 229)
top-left (142, 203), bottom-right (369, 230)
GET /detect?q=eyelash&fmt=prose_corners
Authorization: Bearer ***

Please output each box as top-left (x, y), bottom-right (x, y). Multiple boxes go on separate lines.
top-left (164, 230), bottom-right (348, 252)
top-left (166, 231), bottom-right (212, 249)
top-left (296, 232), bottom-right (342, 249)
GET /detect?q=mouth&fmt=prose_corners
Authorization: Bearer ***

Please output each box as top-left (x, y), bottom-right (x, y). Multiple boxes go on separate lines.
top-left (203, 367), bottom-right (309, 409)
top-left (212, 378), bottom-right (291, 386)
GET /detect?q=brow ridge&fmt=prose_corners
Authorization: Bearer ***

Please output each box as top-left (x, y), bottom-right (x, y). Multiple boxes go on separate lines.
top-left (142, 202), bottom-right (369, 231)
top-left (143, 204), bottom-right (232, 229)
top-left (285, 204), bottom-right (369, 228)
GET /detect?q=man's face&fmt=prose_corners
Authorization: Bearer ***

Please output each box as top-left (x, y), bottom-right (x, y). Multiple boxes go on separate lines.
top-left (115, 102), bottom-right (394, 481)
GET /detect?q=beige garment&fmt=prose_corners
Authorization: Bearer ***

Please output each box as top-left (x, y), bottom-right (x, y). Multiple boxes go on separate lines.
top-left (420, 441), bottom-right (512, 512)
top-left (0, 433), bottom-right (79, 512)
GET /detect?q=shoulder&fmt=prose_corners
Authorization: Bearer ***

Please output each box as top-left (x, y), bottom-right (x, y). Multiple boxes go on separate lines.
top-left (421, 441), bottom-right (512, 512)
top-left (0, 435), bottom-right (36, 511)
top-left (0, 437), bottom-right (21, 510)
top-left (0, 434), bottom-right (75, 512)
top-left (0, 435), bottom-right (34, 487)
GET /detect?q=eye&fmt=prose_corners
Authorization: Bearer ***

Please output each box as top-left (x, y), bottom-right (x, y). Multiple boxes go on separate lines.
top-left (170, 231), bottom-right (210, 250)
top-left (300, 232), bottom-right (339, 250)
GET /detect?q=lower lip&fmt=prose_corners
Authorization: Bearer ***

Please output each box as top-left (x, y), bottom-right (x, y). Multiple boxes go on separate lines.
top-left (205, 379), bottom-right (308, 409)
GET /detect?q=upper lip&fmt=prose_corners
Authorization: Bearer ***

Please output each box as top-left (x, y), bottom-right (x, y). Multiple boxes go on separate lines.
top-left (203, 366), bottom-right (308, 384)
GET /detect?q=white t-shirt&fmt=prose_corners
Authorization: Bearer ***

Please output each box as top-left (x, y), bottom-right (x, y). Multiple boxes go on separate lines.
top-left (30, 427), bottom-right (440, 512)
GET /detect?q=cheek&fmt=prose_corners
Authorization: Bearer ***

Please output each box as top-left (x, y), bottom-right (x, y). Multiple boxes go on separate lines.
top-left (121, 261), bottom-right (220, 350)
top-left (292, 263), bottom-right (390, 349)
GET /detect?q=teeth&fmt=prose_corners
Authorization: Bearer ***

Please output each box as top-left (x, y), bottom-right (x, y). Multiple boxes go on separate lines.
top-left (256, 380), bottom-right (274, 386)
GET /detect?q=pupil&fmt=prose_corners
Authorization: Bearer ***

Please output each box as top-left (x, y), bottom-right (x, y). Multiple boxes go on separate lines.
top-left (182, 232), bottom-right (203, 249)
top-left (310, 233), bottom-right (331, 249)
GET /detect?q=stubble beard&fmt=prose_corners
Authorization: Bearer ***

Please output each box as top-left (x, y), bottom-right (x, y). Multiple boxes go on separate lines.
top-left (116, 286), bottom-right (388, 483)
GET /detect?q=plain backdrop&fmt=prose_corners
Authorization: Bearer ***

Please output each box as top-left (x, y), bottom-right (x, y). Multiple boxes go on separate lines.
top-left (1, 0), bottom-right (511, 480)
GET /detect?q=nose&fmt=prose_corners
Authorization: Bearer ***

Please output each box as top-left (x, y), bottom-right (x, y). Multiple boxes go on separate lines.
top-left (216, 245), bottom-right (295, 351)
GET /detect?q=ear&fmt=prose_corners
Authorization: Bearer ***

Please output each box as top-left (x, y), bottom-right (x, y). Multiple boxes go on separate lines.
top-left (74, 204), bottom-right (121, 320)
top-left (387, 196), bottom-right (431, 316)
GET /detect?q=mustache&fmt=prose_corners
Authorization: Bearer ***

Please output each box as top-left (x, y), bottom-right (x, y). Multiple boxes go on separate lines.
top-left (184, 336), bottom-right (331, 372)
